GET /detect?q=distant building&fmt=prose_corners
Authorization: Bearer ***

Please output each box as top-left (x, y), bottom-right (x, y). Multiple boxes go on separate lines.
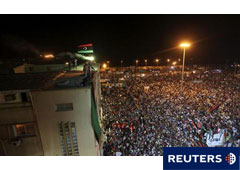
top-left (0, 71), bottom-right (102, 156)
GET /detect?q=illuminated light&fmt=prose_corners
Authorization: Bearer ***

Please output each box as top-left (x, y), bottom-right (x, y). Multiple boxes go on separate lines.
top-left (170, 66), bottom-right (175, 69)
top-left (85, 56), bottom-right (94, 61)
top-left (16, 124), bottom-right (24, 129)
top-left (178, 58), bottom-right (181, 62)
top-left (156, 59), bottom-right (159, 62)
top-left (65, 62), bottom-right (69, 65)
top-left (136, 60), bottom-right (139, 63)
top-left (167, 59), bottom-right (170, 62)
top-left (44, 54), bottom-right (54, 59)
top-left (145, 59), bottom-right (147, 62)
top-left (102, 63), bottom-right (107, 69)
top-left (77, 50), bottom-right (94, 54)
top-left (180, 43), bottom-right (191, 47)
top-left (141, 73), bottom-right (145, 77)
top-left (80, 55), bottom-right (95, 61)
top-left (107, 61), bottom-right (110, 64)
top-left (172, 61), bottom-right (177, 66)
top-left (193, 70), bottom-right (196, 74)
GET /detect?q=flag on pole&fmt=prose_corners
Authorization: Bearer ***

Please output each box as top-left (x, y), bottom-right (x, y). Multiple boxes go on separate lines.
top-left (209, 103), bottom-right (220, 113)
top-left (77, 43), bottom-right (94, 54)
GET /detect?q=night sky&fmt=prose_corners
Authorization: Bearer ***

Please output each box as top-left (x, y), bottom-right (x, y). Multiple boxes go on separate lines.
top-left (1, 15), bottom-right (240, 66)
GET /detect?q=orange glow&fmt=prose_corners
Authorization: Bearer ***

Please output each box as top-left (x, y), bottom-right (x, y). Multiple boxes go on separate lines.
top-left (44, 54), bottom-right (54, 59)
top-left (16, 124), bottom-right (24, 129)
top-left (103, 63), bottom-right (107, 69)
top-left (180, 43), bottom-right (191, 47)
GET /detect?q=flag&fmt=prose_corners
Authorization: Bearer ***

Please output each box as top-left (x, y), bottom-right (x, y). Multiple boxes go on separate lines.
top-left (209, 103), bottom-right (220, 113)
top-left (197, 122), bottom-right (201, 129)
top-left (77, 43), bottom-right (94, 54)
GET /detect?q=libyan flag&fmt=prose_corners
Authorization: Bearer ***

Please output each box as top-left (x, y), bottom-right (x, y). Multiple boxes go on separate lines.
top-left (77, 43), bottom-right (94, 54)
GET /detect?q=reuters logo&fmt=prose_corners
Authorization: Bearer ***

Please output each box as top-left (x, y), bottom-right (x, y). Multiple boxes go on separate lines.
top-left (225, 153), bottom-right (236, 165)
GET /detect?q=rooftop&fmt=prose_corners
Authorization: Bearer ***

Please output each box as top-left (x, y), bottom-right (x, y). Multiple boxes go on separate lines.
top-left (0, 71), bottom-right (88, 91)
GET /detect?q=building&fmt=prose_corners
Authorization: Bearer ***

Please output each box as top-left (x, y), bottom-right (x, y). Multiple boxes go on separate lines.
top-left (0, 71), bottom-right (102, 156)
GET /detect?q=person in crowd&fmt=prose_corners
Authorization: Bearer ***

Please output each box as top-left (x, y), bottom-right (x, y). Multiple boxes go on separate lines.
top-left (101, 66), bottom-right (240, 156)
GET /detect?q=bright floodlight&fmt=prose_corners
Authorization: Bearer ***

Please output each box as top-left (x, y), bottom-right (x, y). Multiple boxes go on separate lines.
top-left (180, 43), bottom-right (190, 47)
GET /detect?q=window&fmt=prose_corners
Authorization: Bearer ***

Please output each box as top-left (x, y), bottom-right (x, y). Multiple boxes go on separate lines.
top-left (13, 123), bottom-right (36, 137)
top-left (21, 92), bottom-right (28, 102)
top-left (58, 122), bottom-right (79, 156)
top-left (4, 94), bottom-right (16, 102)
top-left (56, 103), bottom-right (73, 112)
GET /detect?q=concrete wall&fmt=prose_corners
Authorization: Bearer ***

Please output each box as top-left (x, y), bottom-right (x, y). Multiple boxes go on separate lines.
top-left (31, 88), bottom-right (99, 156)
top-left (0, 105), bottom-right (36, 124)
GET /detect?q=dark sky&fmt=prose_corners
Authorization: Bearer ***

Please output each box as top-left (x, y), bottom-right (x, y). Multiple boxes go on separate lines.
top-left (0, 15), bottom-right (240, 66)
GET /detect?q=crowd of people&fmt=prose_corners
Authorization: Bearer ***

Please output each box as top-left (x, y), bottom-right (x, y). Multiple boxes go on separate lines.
top-left (100, 66), bottom-right (240, 156)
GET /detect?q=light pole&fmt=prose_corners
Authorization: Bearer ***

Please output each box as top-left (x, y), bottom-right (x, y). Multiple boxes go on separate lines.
top-left (145, 59), bottom-right (148, 66)
top-left (156, 59), bottom-right (159, 66)
top-left (136, 60), bottom-right (139, 67)
top-left (180, 43), bottom-right (190, 93)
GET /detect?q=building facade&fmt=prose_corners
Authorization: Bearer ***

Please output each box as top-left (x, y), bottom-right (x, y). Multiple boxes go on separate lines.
top-left (0, 71), bottom-right (102, 156)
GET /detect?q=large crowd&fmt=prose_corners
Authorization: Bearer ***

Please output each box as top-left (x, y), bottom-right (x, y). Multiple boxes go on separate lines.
top-left (100, 66), bottom-right (240, 156)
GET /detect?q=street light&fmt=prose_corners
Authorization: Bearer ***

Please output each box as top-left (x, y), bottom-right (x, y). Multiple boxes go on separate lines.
top-left (180, 42), bottom-right (191, 93)
top-left (156, 59), bottom-right (159, 66)
top-left (102, 63), bottom-right (107, 69)
top-left (136, 60), bottom-right (139, 67)
top-left (107, 61), bottom-right (110, 68)
top-left (172, 61), bottom-right (177, 66)
top-left (145, 59), bottom-right (148, 66)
